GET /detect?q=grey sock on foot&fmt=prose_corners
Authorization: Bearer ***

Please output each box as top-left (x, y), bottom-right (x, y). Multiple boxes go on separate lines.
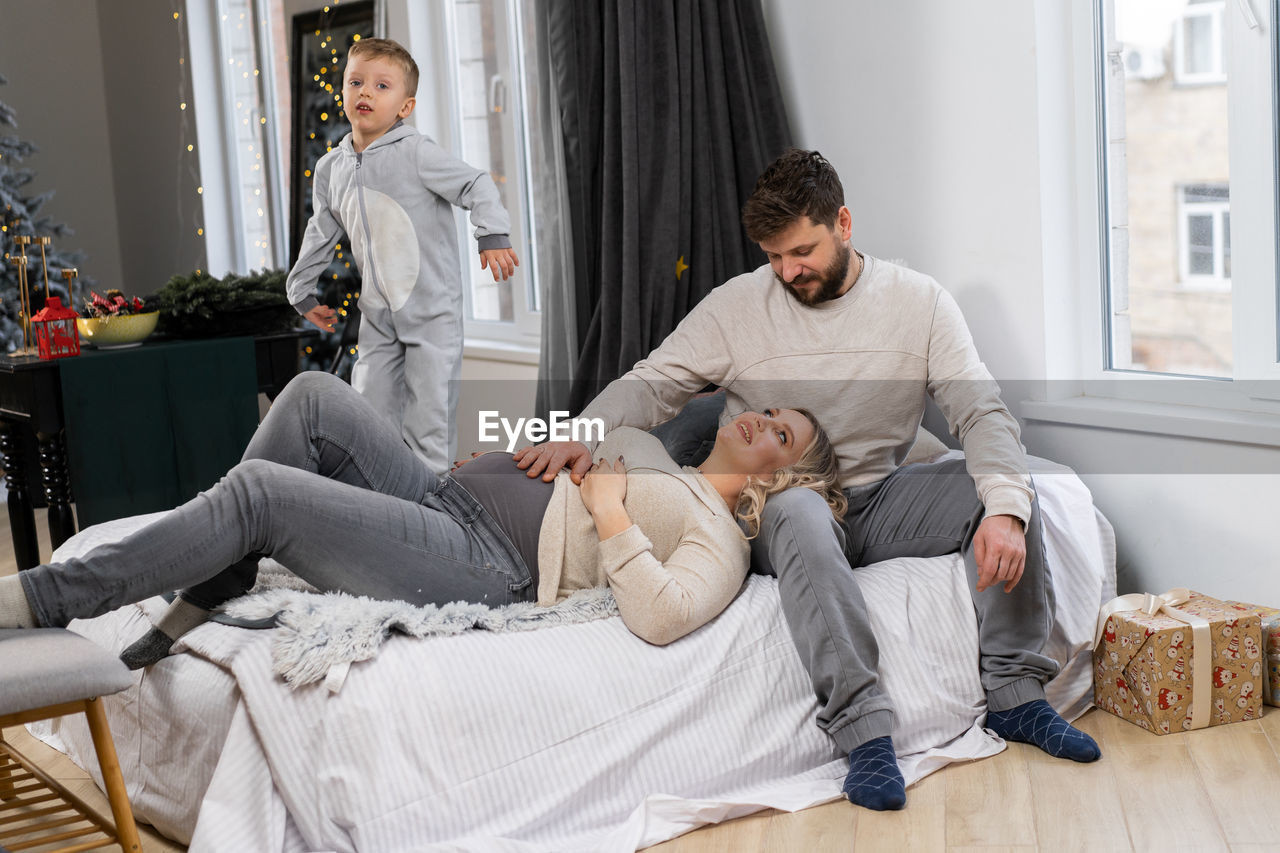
top-left (0, 574), bottom-right (38, 628)
top-left (119, 597), bottom-right (213, 669)
top-left (120, 628), bottom-right (178, 670)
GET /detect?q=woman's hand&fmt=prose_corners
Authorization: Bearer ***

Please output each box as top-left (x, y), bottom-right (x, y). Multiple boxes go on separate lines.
top-left (579, 457), bottom-right (631, 539)
top-left (451, 451), bottom-right (483, 472)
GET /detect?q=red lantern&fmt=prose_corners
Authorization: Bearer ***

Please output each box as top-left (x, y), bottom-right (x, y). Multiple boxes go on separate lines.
top-left (31, 297), bottom-right (81, 360)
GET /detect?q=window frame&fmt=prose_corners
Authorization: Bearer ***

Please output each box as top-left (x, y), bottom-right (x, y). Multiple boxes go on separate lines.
top-left (1177, 184), bottom-right (1231, 289)
top-left (187, 0), bottom-right (290, 276)
top-left (1059, 0), bottom-right (1280, 412)
top-left (406, 0), bottom-right (541, 350)
top-left (1174, 0), bottom-right (1229, 85)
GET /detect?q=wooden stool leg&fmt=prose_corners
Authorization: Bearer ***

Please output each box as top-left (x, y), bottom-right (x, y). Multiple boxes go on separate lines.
top-left (0, 740), bottom-right (12, 800)
top-left (82, 697), bottom-right (142, 853)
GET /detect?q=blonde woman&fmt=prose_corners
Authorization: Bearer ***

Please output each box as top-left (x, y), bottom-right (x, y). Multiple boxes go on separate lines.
top-left (0, 372), bottom-right (843, 667)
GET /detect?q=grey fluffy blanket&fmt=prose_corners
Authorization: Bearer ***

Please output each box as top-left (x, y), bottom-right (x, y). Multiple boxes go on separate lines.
top-left (219, 561), bottom-right (619, 690)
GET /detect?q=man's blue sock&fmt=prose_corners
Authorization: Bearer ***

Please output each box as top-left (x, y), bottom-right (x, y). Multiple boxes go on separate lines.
top-left (842, 735), bottom-right (906, 810)
top-left (985, 699), bottom-right (1101, 762)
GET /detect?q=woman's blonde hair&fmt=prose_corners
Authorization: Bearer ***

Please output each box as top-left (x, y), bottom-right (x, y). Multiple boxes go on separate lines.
top-left (735, 409), bottom-right (847, 538)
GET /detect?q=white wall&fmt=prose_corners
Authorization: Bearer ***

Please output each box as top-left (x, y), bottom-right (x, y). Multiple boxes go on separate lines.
top-left (762, 0), bottom-right (1048, 381)
top-left (98, 0), bottom-right (207, 289)
top-left (0, 0), bottom-right (125, 295)
top-left (761, 0), bottom-right (1280, 604)
top-left (0, 0), bottom-right (206, 296)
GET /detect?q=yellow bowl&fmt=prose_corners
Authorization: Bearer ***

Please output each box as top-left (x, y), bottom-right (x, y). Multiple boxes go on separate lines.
top-left (76, 311), bottom-right (160, 347)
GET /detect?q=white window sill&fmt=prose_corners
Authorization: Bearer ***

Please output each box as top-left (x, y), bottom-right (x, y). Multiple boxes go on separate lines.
top-left (1172, 73), bottom-right (1228, 87)
top-left (463, 338), bottom-right (540, 366)
top-left (1020, 396), bottom-right (1280, 448)
top-left (1177, 277), bottom-right (1231, 293)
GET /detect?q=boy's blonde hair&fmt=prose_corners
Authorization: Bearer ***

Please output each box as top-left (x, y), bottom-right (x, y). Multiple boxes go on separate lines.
top-left (347, 37), bottom-right (419, 97)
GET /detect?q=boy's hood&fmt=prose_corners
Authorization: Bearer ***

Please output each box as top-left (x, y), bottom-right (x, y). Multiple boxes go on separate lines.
top-left (338, 121), bottom-right (417, 155)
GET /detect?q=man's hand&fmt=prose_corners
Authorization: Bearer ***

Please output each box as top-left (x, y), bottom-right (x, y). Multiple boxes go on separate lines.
top-left (480, 247), bottom-right (520, 282)
top-left (304, 304), bottom-right (338, 332)
top-left (973, 514), bottom-right (1026, 593)
top-left (512, 440), bottom-right (592, 483)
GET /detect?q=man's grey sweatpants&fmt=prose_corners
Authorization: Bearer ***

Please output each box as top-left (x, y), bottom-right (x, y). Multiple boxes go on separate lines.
top-left (754, 462), bottom-right (1058, 753)
top-left (653, 394), bottom-right (1059, 754)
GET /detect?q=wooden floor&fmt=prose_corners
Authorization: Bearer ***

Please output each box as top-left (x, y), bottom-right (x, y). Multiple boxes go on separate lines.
top-left (5, 509), bottom-right (1280, 851)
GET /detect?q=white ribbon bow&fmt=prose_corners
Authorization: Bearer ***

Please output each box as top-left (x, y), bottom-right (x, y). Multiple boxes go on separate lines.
top-left (1095, 587), bottom-right (1212, 730)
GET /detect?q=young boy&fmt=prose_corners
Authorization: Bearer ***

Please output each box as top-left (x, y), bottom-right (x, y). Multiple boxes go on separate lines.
top-left (287, 37), bottom-right (519, 474)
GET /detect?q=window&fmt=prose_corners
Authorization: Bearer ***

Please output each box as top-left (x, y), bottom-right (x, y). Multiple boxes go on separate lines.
top-left (187, 0), bottom-right (289, 274)
top-left (1093, 0), bottom-right (1278, 388)
top-left (1179, 184), bottom-right (1230, 287)
top-left (1174, 0), bottom-right (1228, 84)
top-left (443, 0), bottom-right (540, 346)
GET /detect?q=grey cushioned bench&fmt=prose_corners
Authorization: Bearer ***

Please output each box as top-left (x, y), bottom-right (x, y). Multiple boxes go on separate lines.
top-left (0, 628), bottom-right (141, 852)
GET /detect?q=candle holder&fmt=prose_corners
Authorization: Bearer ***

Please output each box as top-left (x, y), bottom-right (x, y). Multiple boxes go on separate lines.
top-left (61, 268), bottom-right (80, 311)
top-left (35, 236), bottom-right (53, 301)
top-left (7, 237), bottom-right (35, 357)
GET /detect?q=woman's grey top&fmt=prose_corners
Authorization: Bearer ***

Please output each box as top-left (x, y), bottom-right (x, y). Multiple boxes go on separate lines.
top-left (451, 452), bottom-right (553, 581)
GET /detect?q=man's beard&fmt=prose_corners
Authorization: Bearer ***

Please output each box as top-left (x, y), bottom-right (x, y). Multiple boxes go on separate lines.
top-left (777, 243), bottom-right (852, 306)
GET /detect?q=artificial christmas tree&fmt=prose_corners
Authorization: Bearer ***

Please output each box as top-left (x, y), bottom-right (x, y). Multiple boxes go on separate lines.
top-left (0, 71), bottom-right (90, 353)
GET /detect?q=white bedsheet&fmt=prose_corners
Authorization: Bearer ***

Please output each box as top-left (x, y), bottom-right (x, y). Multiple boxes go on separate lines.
top-left (31, 455), bottom-right (1113, 852)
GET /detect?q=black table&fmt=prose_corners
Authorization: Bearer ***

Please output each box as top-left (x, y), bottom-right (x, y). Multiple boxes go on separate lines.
top-left (0, 330), bottom-right (314, 570)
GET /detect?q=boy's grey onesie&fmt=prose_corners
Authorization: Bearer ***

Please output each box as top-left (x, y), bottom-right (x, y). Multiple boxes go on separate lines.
top-left (286, 122), bottom-right (511, 473)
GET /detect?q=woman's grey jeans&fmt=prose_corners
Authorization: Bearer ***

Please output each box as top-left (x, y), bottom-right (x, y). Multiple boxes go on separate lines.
top-left (20, 372), bottom-right (533, 628)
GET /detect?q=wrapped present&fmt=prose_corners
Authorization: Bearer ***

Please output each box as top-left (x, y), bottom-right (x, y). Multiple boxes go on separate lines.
top-left (1093, 588), bottom-right (1264, 734)
top-left (1222, 599), bottom-right (1280, 707)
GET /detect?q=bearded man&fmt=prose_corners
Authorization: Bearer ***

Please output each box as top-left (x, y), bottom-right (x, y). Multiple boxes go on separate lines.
top-left (515, 149), bottom-right (1099, 810)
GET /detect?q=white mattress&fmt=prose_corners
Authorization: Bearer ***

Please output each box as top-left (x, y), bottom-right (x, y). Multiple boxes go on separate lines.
top-left (31, 454), bottom-right (1113, 852)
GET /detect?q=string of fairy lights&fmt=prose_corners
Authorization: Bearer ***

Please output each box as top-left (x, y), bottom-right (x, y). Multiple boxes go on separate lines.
top-left (170, 0), bottom-right (357, 266)
top-left (171, 0), bottom-right (201, 274)
top-left (166, 0), bottom-right (362, 360)
top-left (172, 0), bottom-right (271, 270)
top-left (226, 0), bottom-right (273, 270)
top-left (302, 3), bottom-right (363, 358)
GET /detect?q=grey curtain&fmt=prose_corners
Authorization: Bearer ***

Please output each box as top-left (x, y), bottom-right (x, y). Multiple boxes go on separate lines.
top-left (536, 0), bottom-right (792, 416)
top-left (527, 2), bottom-right (579, 420)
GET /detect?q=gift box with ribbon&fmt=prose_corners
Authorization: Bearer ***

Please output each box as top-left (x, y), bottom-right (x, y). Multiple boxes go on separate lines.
top-left (1222, 600), bottom-right (1280, 706)
top-left (1093, 589), bottom-right (1265, 734)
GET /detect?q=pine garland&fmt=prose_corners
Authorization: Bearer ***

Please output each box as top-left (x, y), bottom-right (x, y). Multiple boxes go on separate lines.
top-left (155, 267), bottom-right (297, 338)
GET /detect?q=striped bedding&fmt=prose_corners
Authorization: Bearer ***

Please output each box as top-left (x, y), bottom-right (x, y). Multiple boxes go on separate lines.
top-left (30, 454), bottom-right (1113, 852)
